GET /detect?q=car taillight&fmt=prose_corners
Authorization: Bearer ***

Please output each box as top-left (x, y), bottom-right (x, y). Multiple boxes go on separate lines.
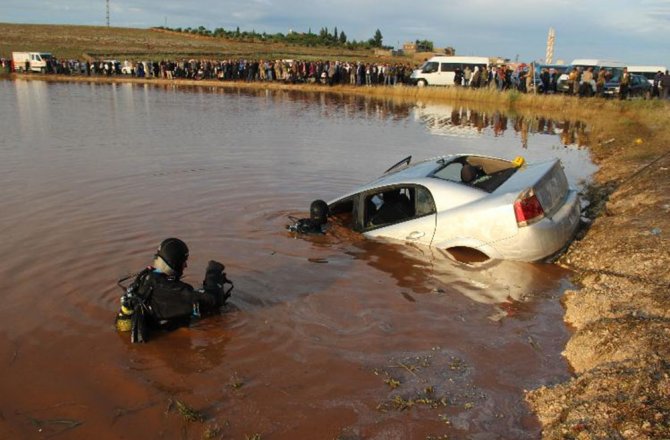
top-left (514, 189), bottom-right (545, 226)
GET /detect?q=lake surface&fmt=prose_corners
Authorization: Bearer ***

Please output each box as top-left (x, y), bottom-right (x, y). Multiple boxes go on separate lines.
top-left (0, 79), bottom-right (596, 439)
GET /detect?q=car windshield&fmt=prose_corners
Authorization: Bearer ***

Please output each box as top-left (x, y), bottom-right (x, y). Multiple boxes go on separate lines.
top-left (422, 62), bottom-right (439, 73)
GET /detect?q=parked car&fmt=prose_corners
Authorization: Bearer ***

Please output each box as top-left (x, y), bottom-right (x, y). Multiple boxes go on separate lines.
top-left (556, 59), bottom-right (625, 93)
top-left (532, 64), bottom-right (568, 93)
top-left (327, 154), bottom-right (581, 262)
top-left (604, 73), bottom-right (652, 98)
top-left (627, 65), bottom-right (668, 85)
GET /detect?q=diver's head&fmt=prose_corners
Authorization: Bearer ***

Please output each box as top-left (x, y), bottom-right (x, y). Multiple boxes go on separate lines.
top-left (309, 199), bottom-right (329, 225)
top-left (154, 237), bottom-right (189, 277)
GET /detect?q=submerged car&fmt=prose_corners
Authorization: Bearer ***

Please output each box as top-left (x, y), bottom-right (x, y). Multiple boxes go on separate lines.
top-left (327, 154), bottom-right (581, 262)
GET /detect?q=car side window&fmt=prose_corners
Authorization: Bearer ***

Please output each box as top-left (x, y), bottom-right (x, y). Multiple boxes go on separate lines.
top-left (441, 63), bottom-right (456, 72)
top-left (415, 186), bottom-right (436, 216)
top-left (364, 186), bottom-right (434, 230)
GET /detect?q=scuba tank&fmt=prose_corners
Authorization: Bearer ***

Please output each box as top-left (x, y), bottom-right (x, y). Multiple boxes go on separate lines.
top-left (115, 294), bottom-right (135, 332)
top-left (116, 268), bottom-right (152, 343)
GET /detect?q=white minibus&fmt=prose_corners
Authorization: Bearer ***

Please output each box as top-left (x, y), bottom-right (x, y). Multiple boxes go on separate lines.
top-left (627, 65), bottom-right (667, 85)
top-left (410, 56), bottom-right (489, 87)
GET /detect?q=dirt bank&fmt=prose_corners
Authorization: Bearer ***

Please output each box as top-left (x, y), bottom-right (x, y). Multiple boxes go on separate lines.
top-left (526, 122), bottom-right (670, 437)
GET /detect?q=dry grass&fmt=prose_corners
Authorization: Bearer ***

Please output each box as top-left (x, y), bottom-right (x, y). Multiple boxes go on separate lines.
top-left (0, 23), bottom-right (398, 62)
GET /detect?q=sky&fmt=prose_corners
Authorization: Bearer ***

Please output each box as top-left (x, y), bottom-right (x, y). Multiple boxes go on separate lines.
top-left (1, 0), bottom-right (669, 65)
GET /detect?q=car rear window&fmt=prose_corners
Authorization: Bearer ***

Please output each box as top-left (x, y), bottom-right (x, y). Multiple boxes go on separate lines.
top-left (431, 157), bottom-right (518, 193)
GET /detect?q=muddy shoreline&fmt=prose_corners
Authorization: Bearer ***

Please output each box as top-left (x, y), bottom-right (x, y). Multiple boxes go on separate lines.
top-left (526, 148), bottom-right (670, 438)
top-left (9, 74), bottom-right (670, 438)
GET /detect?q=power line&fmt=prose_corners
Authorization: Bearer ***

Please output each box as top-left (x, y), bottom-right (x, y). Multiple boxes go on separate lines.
top-left (106, 0), bottom-right (110, 27)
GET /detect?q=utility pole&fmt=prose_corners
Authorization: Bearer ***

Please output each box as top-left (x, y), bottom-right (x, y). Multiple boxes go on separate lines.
top-left (545, 27), bottom-right (555, 64)
top-left (106, 0), bottom-right (110, 27)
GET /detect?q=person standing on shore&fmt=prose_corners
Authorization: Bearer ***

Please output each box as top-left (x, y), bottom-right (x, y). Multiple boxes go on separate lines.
top-left (619, 67), bottom-right (630, 100)
top-left (661, 70), bottom-right (670, 99)
top-left (580, 67), bottom-right (594, 97)
top-left (596, 69), bottom-right (607, 97)
top-left (454, 67), bottom-right (463, 86)
top-left (540, 68), bottom-right (550, 94)
top-left (653, 70), bottom-right (662, 98)
top-left (463, 66), bottom-right (472, 86)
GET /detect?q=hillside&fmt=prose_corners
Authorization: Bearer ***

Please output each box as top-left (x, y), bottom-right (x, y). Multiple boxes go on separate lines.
top-left (0, 23), bottom-right (410, 62)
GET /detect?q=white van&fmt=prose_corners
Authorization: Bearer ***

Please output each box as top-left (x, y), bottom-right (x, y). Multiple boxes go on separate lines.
top-left (410, 56), bottom-right (489, 87)
top-left (556, 59), bottom-right (625, 93)
top-left (12, 52), bottom-right (53, 73)
top-left (627, 65), bottom-right (667, 85)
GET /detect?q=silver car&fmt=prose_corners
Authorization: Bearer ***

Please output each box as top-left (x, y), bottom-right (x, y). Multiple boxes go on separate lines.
top-left (328, 154), bottom-right (581, 262)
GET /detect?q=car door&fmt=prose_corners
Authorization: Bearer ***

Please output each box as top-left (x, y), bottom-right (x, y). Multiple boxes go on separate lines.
top-left (359, 185), bottom-right (437, 246)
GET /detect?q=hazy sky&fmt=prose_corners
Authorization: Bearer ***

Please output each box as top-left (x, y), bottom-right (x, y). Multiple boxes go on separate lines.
top-left (2, 0), bottom-right (669, 65)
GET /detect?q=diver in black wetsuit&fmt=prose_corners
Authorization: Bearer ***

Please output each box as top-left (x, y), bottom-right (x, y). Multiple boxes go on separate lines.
top-left (287, 199), bottom-right (329, 234)
top-left (115, 238), bottom-right (233, 343)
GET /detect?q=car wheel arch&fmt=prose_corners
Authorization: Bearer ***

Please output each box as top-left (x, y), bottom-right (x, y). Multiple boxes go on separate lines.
top-left (432, 237), bottom-right (502, 262)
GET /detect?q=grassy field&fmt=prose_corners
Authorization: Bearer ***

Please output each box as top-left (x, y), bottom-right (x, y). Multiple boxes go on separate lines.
top-left (0, 23), bottom-right (415, 62)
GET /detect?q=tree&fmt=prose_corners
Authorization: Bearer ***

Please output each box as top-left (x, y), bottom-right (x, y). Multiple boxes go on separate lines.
top-left (372, 29), bottom-right (383, 47)
top-left (415, 39), bottom-right (434, 52)
top-left (339, 30), bottom-right (347, 44)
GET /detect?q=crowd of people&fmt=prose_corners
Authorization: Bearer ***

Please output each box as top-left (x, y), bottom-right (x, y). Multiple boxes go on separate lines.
top-left (450, 64), bottom-right (540, 92)
top-left (0, 56), bottom-right (417, 86)
top-left (2, 55), bottom-right (670, 99)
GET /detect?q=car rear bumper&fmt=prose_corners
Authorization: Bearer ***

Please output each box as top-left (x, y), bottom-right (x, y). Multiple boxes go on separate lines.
top-left (490, 190), bottom-right (581, 261)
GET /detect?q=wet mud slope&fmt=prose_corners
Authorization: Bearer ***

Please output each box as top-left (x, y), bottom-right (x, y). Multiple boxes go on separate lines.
top-left (526, 140), bottom-right (670, 439)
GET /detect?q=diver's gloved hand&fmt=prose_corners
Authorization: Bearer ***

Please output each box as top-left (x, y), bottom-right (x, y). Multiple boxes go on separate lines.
top-left (206, 260), bottom-right (225, 275)
top-left (204, 260), bottom-right (225, 286)
top-left (204, 260), bottom-right (229, 306)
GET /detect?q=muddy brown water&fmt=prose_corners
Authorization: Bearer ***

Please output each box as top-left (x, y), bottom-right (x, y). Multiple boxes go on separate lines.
top-left (0, 80), bottom-right (597, 439)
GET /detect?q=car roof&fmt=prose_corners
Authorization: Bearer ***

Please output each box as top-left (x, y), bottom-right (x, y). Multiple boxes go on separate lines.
top-left (627, 65), bottom-right (667, 72)
top-left (569, 59), bottom-right (625, 67)
top-left (328, 154), bottom-right (511, 204)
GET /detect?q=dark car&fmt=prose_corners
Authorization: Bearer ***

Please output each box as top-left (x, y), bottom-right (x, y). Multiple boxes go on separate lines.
top-left (604, 73), bottom-right (652, 98)
top-left (556, 64), bottom-right (624, 94)
top-left (533, 64), bottom-right (568, 93)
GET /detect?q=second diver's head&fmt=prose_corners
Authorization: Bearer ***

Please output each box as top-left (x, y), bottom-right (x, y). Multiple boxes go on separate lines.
top-left (309, 199), bottom-right (329, 226)
top-left (154, 237), bottom-right (189, 278)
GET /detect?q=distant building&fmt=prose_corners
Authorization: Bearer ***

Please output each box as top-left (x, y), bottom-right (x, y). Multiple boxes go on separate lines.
top-left (403, 42), bottom-right (417, 53)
